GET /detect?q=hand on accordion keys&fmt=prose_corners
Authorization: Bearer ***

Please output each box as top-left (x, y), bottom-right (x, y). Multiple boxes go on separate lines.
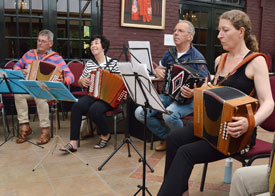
top-left (79, 76), bottom-right (92, 88)
top-left (226, 116), bottom-right (249, 138)
top-left (155, 66), bottom-right (166, 80)
top-left (180, 83), bottom-right (196, 99)
top-left (56, 74), bottom-right (65, 83)
top-left (22, 69), bottom-right (28, 77)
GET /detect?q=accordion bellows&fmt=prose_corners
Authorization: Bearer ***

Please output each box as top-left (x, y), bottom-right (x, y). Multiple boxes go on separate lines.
top-left (26, 60), bottom-right (63, 81)
top-left (89, 69), bottom-right (127, 108)
top-left (194, 86), bottom-right (258, 155)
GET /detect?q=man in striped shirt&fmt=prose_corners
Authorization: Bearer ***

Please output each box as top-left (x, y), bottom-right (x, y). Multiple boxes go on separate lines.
top-left (13, 29), bottom-right (74, 145)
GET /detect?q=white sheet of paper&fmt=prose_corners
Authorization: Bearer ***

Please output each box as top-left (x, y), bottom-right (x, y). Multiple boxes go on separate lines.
top-left (117, 62), bottom-right (166, 113)
top-left (164, 34), bottom-right (175, 46)
top-left (128, 41), bottom-right (155, 75)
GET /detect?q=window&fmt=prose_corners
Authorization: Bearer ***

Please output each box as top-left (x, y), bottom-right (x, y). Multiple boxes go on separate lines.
top-left (0, 0), bottom-right (100, 66)
top-left (179, 0), bottom-right (245, 73)
top-left (56, 0), bottom-right (97, 60)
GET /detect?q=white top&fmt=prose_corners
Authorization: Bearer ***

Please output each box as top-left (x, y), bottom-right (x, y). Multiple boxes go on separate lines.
top-left (80, 56), bottom-right (119, 79)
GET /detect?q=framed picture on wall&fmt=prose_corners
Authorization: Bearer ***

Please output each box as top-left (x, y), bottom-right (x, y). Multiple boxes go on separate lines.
top-left (121, 0), bottom-right (166, 30)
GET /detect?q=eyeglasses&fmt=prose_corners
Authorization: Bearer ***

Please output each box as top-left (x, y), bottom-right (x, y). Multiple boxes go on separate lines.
top-left (37, 39), bottom-right (49, 44)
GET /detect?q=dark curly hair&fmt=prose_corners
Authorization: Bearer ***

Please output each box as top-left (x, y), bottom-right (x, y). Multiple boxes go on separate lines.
top-left (89, 35), bottom-right (110, 54)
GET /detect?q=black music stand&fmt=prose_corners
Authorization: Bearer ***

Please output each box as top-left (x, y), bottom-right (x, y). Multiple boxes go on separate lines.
top-left (98, 96), bottom-right (154, 172)
top-left (0, 70), bottom-right (42, 147)
top-left (128, 47), bottom-right (155, 76)
top-left (18, 80), bottom-right (89, 171)
top-left (98, 47), bottom-right (154, 172)
top-left (119, 62), bottom-right (169, 196)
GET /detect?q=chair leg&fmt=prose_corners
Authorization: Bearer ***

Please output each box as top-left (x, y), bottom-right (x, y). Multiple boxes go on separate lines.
top-left (114, 114), bottom-right (117, 150)
top-left (150, 132), bottom-right (154, 150)
top-left (50, 106), bottom-right (54, 138)
top-left (200, 163), bottom-right (208, 192)
top-left (2, 110), bottom-right (8, 141)
top-left (57, 107), bottom-right (60, 129)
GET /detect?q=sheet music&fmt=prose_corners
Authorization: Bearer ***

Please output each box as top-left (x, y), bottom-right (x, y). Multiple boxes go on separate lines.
top-left (0, 70), bottom-right (28, 94)
top-left (19, 80), bottom-right (77, 102)
top-left (118, 62), bottom-right (167, 113)
top-left (128, 41), bottom-right (155, 75)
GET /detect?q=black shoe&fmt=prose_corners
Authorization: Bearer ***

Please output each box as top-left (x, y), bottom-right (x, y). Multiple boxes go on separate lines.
top-left (93, 135), bottom-right (111, 149)
top-left (59, 143), bottom-right (77, 153)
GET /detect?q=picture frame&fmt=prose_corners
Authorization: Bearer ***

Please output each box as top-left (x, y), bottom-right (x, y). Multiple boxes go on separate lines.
top-left (121, 0), bottom-right (166, 30)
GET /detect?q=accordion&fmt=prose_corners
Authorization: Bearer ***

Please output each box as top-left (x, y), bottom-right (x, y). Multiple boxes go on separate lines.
top-left (89, 69), bottom-right (127, 108)
top-left (194, 86), bottom-right (258, 155)
top-left (26, 60), bottom-right (63, 81)
top-left (163, 64), bottom-right (205, 104)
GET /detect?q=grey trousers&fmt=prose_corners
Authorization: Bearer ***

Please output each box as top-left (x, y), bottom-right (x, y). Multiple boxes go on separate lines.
top-left (229, 165), bottom-right (270, 196)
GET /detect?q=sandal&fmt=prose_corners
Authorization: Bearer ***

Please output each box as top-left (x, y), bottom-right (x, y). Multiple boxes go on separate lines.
top-left (37, 128), bottom-right (50, 145)
top-left (16, 127), bottom-right (33, 144)
top-left (59, 143), bottom-right (77, 153)
top-left (93, 135), bottom-right (111, 149)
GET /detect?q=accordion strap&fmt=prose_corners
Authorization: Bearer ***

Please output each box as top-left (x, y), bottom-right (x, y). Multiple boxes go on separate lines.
top-left (214, 52), bottom-right (268, 85)
top-left (239, 104), bottom-right (256, 150)
top-left (214, 52), bottom-right (268, 95)
top-left (32, 49), bottom-right (57, 61)
top-left (168, 48), bottom-right (207, 65)
top-left (213, 53), bottom-right (228, 85)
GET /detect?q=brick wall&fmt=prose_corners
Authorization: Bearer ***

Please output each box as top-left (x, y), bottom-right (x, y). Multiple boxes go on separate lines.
top-left (102, 0), bottom-right (275, 65)
top-left (102, 0), bottom-right (179, 63)
top-left (247, 0), bottom-right (275, 62)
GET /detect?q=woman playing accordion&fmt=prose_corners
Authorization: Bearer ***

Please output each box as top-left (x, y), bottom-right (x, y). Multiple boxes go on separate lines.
top-left (157, 10), bottom-right (274, 196)
top-left (60, 35), bottom-right (121, 152)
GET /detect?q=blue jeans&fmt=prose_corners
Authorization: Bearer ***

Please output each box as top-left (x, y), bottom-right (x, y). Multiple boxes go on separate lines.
top-left (134, 94), bottom-right (193, 139)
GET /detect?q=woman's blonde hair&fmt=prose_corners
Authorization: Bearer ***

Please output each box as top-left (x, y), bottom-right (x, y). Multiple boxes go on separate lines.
top-left (220, 10), bottom-right (259, 52)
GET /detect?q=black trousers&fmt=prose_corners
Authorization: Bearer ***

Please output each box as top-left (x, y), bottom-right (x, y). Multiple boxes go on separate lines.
top-left (157, 125), bottom-right (227, 196)
top-left (70, 95), bottom-right (112, 140)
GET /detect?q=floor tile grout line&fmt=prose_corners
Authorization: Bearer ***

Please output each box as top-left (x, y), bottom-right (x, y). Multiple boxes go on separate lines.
top-left (31, 148), bottom-right (60, 196)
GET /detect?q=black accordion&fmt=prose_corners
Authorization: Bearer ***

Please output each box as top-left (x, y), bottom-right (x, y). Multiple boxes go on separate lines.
top-left (194, 86), bottom-right (258, 155)
top-left (163, 64), bottom-right (205, 104)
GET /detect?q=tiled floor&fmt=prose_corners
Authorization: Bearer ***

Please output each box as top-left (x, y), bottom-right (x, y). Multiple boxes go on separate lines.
top-left (0, 114), bottom-right (272, 196)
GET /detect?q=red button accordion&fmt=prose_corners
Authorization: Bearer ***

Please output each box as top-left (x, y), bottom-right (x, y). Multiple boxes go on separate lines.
top-left (163, 64), bottom-right (205, 104)
top-left (194, 86), bottom-right (258, 155)
top-left (89, 69), bottom-right (127, 108)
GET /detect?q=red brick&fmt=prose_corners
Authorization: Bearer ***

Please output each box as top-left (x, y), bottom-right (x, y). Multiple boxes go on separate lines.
top-left (102, 0), bottom-right (178, 62)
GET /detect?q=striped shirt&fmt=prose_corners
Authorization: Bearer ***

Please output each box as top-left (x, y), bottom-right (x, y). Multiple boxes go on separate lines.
top-left (14, 49), bottom-right (74, 85)
top-left (80, 56), bottom-right (119, 79)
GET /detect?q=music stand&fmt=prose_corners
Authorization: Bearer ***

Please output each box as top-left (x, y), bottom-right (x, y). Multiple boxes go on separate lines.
top-left (98, 47), bottom-right (154, 172)
top-left (0, 70), bottom-right (41, 147)
top-left (18, 80), bottom-right (89, 171)
top-left (119, 62), bottom-right (169, 196)
top-left (128, 46), bottom-right (155, 76)
top-left (98, 97), bottom-right (154, 172)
